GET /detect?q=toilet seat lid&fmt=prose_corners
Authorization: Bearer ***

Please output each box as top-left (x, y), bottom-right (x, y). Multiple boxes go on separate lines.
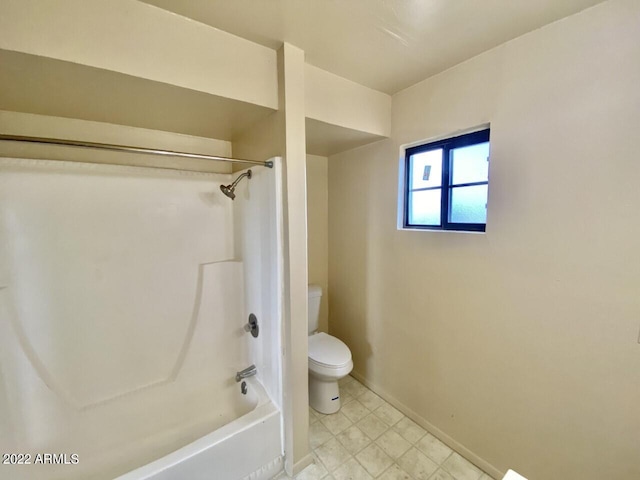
top-left (308, 332), bottom-right (351, 368)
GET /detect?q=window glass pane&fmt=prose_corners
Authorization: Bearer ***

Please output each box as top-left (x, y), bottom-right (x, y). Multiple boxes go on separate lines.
top-left (449, 185), bottom-right (487, 224)
top-left (450, 142), bottom-right (489, 185)
top-left (410, 149), bottom-right (442, 190)
top-left (408, 189), bottom-right (441, 226)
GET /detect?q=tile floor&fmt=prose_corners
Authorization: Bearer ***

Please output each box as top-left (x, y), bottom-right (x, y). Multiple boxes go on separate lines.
top-left (278, 375), bottom-right (494, 480)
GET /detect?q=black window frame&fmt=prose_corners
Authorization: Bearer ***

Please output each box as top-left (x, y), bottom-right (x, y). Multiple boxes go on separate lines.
top-left (404, 129), bottom-right (490, 232)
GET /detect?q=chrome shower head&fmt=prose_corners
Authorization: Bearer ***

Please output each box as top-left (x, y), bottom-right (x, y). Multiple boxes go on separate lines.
top-left (220, 184), bottom-right (236, 199)
top-left (220, 169), bottom-right (252, 200)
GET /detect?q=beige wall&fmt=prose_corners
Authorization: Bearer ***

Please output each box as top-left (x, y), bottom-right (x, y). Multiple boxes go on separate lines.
top-left (233, 44), bottom-right (311, 476)
top-left (328, 1), bottom-right (640, 479)
top-left (306, 154), bottom-right (329, 333)
top-left (0, 0), bottom-right (278, 109)
top-left (1, 0), bottom-right (391, 147)
top-left (277, 43), bottom-right (311, 475)
top-left (305, 64), bottom-right (391, 137)
top-left (0, 111), bottom-right (233, 173)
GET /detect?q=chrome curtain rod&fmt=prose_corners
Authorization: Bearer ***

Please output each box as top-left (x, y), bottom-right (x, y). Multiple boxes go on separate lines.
top-left (0, 134), bottom-right (274, 169)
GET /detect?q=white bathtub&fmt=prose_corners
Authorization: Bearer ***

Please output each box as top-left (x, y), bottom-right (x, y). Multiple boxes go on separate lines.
top-left (0, 159), bottom-right (284, 480)
top-left (116, 377), bottom-right (283, 480)
top-left (0, 361), bottom-right (282, 480)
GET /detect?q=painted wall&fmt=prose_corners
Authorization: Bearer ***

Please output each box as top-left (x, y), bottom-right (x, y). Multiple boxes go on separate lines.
top-left (277, 44), bottom-right (312, 475)
top-left (1, 0), bottom-right (390, 147)
top-left (0, 111), bottom-right (233, 173)
top-left (305, 64), bottom-right (391, 137)
top-left (328, 1), bottom-right (640, 479)
top-left (0, 0), bottom-right (278, 109)
top-left (233, 44), bottom-right (311, 475)
top-left (306, 154), bottom-right (329, 333)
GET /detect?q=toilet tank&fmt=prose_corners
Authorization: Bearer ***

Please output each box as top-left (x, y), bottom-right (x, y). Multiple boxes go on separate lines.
top-left (308, 285), bottom-right (322, 334)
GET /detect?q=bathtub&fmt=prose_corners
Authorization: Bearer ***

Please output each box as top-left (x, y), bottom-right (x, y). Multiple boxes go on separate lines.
top-left (0, 360), bottom-right (283, 480)
top-left (0, 259), bottom-right (284, 480)
top-left (116, 377), bottom-right (283, 480)
top-left (0, 159), bottom-right (284, 480)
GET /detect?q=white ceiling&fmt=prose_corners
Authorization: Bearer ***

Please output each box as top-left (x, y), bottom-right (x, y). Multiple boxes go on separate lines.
top-left (141, 0), bottom-right (604, 94)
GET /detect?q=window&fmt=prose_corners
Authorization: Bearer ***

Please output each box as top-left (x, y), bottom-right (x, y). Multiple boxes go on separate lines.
top-left (404, 129), bottom-right (490, 232)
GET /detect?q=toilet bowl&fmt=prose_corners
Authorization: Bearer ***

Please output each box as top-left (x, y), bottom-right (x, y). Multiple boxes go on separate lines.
top-left (308, 285), bottom-right (353, 414)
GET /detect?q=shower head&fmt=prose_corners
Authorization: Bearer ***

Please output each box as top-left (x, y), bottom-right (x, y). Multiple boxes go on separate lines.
top-left (220, 169), bottom-right (252, 200)
top-left (220, 184), bottom-right (236, 200)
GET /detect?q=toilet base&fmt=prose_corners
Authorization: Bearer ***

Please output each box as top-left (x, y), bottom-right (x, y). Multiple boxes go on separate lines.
top-left (309, 376), bottom-right (341, 414)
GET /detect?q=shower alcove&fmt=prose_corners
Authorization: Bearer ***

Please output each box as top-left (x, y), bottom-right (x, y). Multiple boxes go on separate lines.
top-left (0, 40), bottom-right (289, 477)
top-left (0, 153), bottom-right (284, 479)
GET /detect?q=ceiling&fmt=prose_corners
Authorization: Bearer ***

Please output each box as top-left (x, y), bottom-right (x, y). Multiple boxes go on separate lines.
top-left (141, 0), bottom-right (604, 94)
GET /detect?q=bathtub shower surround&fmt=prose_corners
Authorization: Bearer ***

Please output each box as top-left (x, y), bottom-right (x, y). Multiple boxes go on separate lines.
top-left (0, 157), bottom-right (283, 479)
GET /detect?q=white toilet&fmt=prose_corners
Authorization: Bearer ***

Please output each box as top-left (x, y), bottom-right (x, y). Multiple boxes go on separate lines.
top-left (308, 285), bottom-right (353, 414)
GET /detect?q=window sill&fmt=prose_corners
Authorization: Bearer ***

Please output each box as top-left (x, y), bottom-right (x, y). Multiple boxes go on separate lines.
top-left (398, 227), bottom-right (486, 234)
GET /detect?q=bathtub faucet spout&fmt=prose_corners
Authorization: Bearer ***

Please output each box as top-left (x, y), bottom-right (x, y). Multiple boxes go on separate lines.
top-left (235, 364), bottom-right (257, 382)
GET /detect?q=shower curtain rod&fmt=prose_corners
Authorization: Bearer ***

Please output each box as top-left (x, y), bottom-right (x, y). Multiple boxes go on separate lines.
top-left (0, 134), bottom-right (274, 169)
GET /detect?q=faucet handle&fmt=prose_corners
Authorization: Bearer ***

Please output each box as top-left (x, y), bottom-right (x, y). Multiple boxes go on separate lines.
top-left (244, 313), bottom-right (259, 338)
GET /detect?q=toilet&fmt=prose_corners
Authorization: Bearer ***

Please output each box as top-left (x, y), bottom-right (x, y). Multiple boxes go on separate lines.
top-left (308, 285), bottom-right (353, 414)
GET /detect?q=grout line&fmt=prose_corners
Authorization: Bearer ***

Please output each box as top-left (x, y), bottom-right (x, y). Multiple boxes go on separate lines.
top-left (303, 376), bottom-right (496, 480)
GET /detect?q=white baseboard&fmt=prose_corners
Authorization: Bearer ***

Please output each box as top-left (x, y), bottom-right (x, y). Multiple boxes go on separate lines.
top-left (350, 370), bottom-right (504, 480)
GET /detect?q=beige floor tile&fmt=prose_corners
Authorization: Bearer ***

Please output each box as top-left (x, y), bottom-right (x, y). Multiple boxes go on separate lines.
top-left (314, 410), bottom-right (329, 421)
top-left (441, 453), bottom-right (483, 480)
top-left (339, 375), bottom-right (355, 386)
top-left (392, 416), bottom-right (427, 444)
top-left (356, 413), bottom-right (389, 440)
top-left (332, 458), bottom-right (373, 480)
top-left (377, 464), bottom-right (413, 479)
top-left (341, 399), bottom-right (370, 423)
top-left (303, 381), bottom-right (493, 480)
top-left (397, 447), bottom-right (439, 480)
top-left (429, 468), bottom-right (456, 480)
top-left (310, 421), bottom-right (334, 449)
top-left (373, 402), bottom-right (404, 426)
top-left (315, 438), bottom-right (353, 472)
top-left (336, 425), bottom-right (372, 455)
top-left (321, 411), bottom-right (353, 435)
top-left (357, 390), bottom-right (384, 411)
top-left (344, 380), bottom-right (369, 398)
top-left (415, 433), bottom-right (453, 464)
top-left (341, 392), bottom-right (354, 405)
top-left (295, 460), bottom-right (328, 480)
top-left (375, 429), bottom-right (412, 459)
top-left (355, 443), bottom-right (394, 477)
top-left (310, 410), bottom-right (319, 425)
